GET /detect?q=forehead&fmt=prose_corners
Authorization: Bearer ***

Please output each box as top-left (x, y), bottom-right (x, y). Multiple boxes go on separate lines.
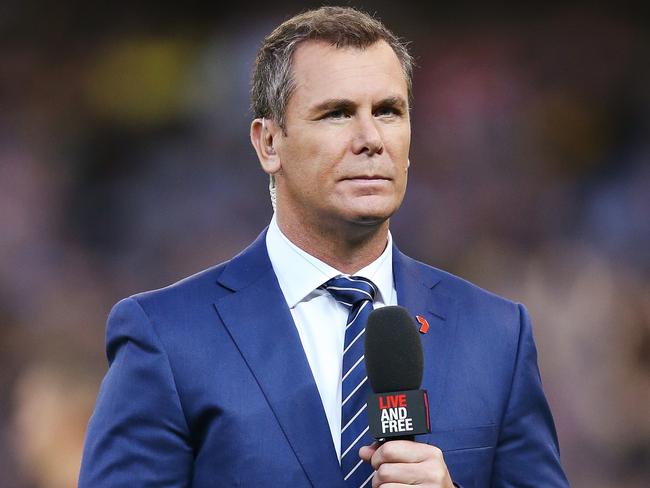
top-left (289, 40), bottom-right (408, 108)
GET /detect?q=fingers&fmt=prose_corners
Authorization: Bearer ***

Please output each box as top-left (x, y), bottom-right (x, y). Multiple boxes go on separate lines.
top-left (364, 441), bottom-right (453, 487)
top-left (359, 441), bottom-right (380, 462)
top-left (369, 440), bottom-right (443, 469)
top-left (371, 462), bottom-right (418, 487)
top-left (371, 462), bottom-right (450, 487)
top-left (372, 483), bottom-right (410, 488)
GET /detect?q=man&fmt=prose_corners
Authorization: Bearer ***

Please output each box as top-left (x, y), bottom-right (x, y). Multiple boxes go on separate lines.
top-left (79, 7), bottom-right (569, 487)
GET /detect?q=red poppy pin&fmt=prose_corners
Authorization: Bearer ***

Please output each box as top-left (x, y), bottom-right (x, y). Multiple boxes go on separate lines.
top-left (415, 315), bottom-right (430, 334)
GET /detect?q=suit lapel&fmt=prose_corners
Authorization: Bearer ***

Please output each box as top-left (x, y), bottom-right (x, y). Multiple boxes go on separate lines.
top-left (393, 246), bottom-right (458, 434)
top-left (214, 231), bottom-right (344, 488)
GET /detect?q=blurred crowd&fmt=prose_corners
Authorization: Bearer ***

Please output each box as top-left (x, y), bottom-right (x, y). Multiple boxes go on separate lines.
top-left (0, 2), bottom-right (648, 487)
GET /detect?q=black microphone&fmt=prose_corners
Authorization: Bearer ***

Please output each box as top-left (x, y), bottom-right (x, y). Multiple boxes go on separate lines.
top-left (364, 306), bottom-right (431, 441)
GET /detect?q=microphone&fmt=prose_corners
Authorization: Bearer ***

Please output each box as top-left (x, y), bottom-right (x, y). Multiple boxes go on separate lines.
top-left (364, 306), bottom-right (431, 441)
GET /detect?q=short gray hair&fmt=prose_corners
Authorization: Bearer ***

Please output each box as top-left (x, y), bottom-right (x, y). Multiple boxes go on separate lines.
top-left (251, 6), bottom-right (414, 131)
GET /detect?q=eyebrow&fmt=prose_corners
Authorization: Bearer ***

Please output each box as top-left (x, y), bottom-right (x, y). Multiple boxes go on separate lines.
top-left (309, 95), bottom-right (408, 115)
top-left (376, 96), bottom-right (408, 111)
top-left (310, 98), bottom-right (356, 114)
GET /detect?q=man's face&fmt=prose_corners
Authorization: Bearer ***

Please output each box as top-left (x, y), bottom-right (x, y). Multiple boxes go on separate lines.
top-left (272, 40), bottom-right (411, 231)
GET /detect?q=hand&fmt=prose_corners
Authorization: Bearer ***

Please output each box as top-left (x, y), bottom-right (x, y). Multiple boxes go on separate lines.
top-left (359, 440), bottom-right (454, 487)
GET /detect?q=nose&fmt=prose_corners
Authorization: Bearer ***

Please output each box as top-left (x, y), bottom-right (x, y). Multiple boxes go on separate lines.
top-left (351, 114), bottom-right (383, 157)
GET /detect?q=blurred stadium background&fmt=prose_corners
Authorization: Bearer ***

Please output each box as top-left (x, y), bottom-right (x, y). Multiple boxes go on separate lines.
top-left (0, 1), bottom-right (648, 486)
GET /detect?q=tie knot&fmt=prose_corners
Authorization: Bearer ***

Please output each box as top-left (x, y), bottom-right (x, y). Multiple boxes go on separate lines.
top-left (323, 276), bottom-right (377, 308)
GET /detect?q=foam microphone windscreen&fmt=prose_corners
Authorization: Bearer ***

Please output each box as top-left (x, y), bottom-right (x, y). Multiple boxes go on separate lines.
top-left (364, 306), bottom-right (424, 393)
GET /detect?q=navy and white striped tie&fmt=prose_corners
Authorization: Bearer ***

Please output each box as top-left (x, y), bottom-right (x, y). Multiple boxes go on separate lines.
top-left (324, 275), bottom-right (377, 488)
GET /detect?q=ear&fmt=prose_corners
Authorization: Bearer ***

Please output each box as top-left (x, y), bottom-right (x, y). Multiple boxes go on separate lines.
top-left (250, 118), bottom-right (281, 175)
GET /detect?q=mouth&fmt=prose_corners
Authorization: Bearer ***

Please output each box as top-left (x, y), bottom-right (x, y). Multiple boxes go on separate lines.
top-left (341, 175), bottom-right (391, 181)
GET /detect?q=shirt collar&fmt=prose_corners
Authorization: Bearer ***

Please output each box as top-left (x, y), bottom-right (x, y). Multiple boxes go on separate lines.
top-left (266, 214), bottom-right (393, 308)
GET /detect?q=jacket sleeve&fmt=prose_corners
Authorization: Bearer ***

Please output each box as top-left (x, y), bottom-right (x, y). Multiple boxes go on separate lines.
top-left (78, 297), bottom-right (193, 487)
top-left (490, 304), bottom-right (569, 487)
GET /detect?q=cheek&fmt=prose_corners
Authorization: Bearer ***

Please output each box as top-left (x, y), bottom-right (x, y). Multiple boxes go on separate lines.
top-left (384, 124), bottom-right (410, 152)
top-left (293, 139), bottom-right (345, 184)
top-left (280, 141), bottom-right (331, 191)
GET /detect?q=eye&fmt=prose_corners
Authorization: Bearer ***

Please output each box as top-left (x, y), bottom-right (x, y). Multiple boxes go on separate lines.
top-left (375, 106), bottom-right (401, 117)
top-left (324, 109), bottom-right (350, 119)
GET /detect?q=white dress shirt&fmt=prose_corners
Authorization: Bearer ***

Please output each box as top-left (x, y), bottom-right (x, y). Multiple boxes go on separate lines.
top-left (265, 214), bottom-right (397, 461)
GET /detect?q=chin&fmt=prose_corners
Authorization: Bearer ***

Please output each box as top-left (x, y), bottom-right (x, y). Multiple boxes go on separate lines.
top-left (351, 215), bottom-right (390, 227)
top-left (326, 195), bottom-right (402, 228)
top-left (345, 206), bottom-right (396, 227)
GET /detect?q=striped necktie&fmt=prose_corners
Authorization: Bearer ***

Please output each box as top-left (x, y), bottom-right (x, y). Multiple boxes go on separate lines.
top-left (323, 276), bottom-right (377, 488)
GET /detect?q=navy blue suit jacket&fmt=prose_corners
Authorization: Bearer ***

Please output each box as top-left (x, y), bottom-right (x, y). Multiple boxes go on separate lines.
top-left (79, 230), bottom-right (569, 487)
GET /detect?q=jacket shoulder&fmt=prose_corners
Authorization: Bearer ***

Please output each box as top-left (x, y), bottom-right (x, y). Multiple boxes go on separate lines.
top-left (400, 253), bottom-right (525, 346)
top-left (121, 260), bottom-right (231, 318)
top-left (405, 254), bottom-right (519, 311)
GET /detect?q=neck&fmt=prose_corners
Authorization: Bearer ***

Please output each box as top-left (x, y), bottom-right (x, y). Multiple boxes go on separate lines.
top-left (276, 212), bottom-right (390, 275)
